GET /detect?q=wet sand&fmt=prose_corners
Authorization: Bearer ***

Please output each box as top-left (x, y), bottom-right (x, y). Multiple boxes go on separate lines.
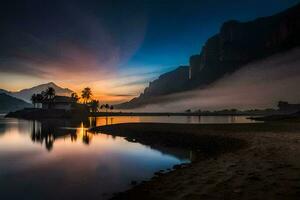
top-left (91, 123), bottom-right (300, 200)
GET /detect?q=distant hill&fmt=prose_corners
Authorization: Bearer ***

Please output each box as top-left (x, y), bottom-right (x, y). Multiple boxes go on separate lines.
top-left (0, 89), bottom-right (9, 95)
top-left (4, 82), bottom-right (74, 102)
top-left (0, 93), bottom-right (32, 113)
top-left (117, 3), bottom-right (300, 109)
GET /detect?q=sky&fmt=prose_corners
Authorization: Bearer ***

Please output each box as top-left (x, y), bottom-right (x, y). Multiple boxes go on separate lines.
top-left (0, 0), bottom-right (299, 103)
top-left (132, 48), bottom-right (300, 111)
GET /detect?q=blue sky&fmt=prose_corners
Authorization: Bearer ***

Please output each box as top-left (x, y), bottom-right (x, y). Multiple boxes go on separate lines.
top-left (125, 0), bottom-right (300, 71)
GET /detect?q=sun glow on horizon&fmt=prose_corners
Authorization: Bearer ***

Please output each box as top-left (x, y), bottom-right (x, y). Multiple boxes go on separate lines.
top-left (0, 65), bottom-right (161, 104)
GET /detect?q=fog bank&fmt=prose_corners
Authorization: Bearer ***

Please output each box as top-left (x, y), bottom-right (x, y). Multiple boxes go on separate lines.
top-left (133, 48), bottom-right (300, 112)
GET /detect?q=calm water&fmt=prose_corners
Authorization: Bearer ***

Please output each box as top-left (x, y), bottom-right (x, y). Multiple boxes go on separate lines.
top-left (0, 115), bottom-right (255, 199)
top-left (94, 115), bottom-right (257, 126)
top-left (0, 116), bottom-right (190, 200)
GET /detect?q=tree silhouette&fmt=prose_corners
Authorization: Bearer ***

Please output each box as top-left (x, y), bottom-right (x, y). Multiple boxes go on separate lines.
top-left (36, 93), bottom-right (44, 108)
top-left (31, 94), bottom-right (37, 108)
top-left (45, 87), bottom-right (55, 100)
top-left (41, 91), bottom-right (46, 99)
top-left (100, 104), bottom-right (110, 113)
top-left (81, 87), bottom-right (92, 104)
top-left (31, 93), bottom-right (46, 108)
top-left (44, 87), bottom-right (55, 109)
top-left (71, 92), bottom-right (80, 102)
top-left (89, 100), bottom-right (99, 112)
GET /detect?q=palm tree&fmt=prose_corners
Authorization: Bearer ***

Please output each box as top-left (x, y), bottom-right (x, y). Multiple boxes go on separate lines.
top-left (31, 94), bottom-right (37, 108)
top-left (45, 87), bottom-right (55, 100)
top-left (71, 92), bottom-right (80, 102)
top-left (110, 105), bottom-right (114, 112)
top-left (81, 87), bottom-right (92, 104)
top-left (89, 100), bottom-right (99, 112)
top-left (35, 93), bottom-right (44, 108)
top-left (100, 104), bottom-right (110, 113)
top-left (44, 87), bottom-right (55, 109)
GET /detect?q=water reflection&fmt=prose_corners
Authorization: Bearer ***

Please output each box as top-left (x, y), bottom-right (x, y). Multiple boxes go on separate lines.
top-left (15, 115), bottom-right (257, 152)
top-left (93, 115), bottom-right (257, 126)
top-left (28, 115), bottom-right (255, 151)
top-left (0, 116), bottom-right (189, 200)
top-left (30, 119), bottom-right (96, 151)
top-left (0, 115), bottom-right (254, 199)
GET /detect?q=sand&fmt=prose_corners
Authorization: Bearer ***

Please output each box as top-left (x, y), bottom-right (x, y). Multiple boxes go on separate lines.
top-left (91, 122), bottom-right (300, 200)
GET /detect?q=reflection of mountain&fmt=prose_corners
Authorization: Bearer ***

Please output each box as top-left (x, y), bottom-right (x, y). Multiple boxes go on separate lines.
top-left (29, 116), bottom-right (192, 160)
top-left (117, 4), bottom-right (300, 109)
top-left (30, 118), bottom-right (95, 151)
top-left (152, 145), bottom-right (193, 161)
top-left (0, 93), bottom-right (32, 113)
top-left (127, 139), bottom-right (192, 161)
top-left (1, 82), bottom-right (73, 103)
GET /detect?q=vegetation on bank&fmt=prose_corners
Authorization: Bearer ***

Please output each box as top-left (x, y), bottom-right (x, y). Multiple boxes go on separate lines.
top-left (30, 86), bottom-right (113, 113)
top-left (6, 86), bottom-right (114, 119)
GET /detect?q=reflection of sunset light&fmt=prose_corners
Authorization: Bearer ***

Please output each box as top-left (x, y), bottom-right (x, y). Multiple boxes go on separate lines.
top-left (95, 116), bottom-right (142, 126)
top-left (76, 122), bottom-right (93, 142)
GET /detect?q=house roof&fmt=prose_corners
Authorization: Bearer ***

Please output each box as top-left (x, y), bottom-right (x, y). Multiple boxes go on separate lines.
top-left (43, 96), bottom-right (75, 104)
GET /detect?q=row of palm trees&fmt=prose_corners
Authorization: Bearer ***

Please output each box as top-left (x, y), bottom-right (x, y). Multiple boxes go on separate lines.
top-left (79, 87), bottom-right (114, 113)
top-left (31, 86), bottom-right (114, 112)
top-left (81, 87), bottom-right (92, 104)
top-left (31, 87), bottom-right (56, 108)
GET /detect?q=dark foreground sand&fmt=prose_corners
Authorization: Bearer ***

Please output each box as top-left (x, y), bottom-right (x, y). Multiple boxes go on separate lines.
top-left (91, 123), bottom-right (300, 200)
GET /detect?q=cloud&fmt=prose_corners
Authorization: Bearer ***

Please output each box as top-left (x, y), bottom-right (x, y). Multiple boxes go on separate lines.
top-left (106, 93), bottom-right (136, 97)
top-left (0, 1), bottom-right (147, 82)
top-left (117, 79), bottom-right (153, 87)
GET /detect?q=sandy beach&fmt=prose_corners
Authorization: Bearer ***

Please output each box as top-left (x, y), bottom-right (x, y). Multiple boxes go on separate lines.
top-left (91, 122), bottom-right (300, 200)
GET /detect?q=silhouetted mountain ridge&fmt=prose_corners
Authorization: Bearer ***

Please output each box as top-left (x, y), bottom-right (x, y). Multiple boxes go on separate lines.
top-left (117, 3), bottom-right (300, 109)
top-left (0, 93), bottom-right (32, 113)
top-left (1, 82), bottom-right (74, 102)
top-left (0, 89), bottom-right (9, 95)
top-left (142, 66), bottom-right (189, 97)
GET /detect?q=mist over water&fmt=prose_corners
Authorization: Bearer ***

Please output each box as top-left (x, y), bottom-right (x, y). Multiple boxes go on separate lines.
top-left (134, 48), bottom-right (300, 112)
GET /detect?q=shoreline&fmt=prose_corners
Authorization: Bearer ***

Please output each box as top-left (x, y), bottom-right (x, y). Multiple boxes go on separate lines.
top-left (91, 122), bottom-right (300, 200)
top-left (5, 108), bottom-right (268, 119)
top-left (90, 112), bottom-right (266, 117)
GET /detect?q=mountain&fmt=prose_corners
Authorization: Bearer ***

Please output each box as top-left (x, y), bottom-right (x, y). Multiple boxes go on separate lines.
top-left (7, 82), bottom-right (74, 102)
top-left (117, 3), bottom-right (300, 109)
top-left (0, 82), bottom-right (73, 112)
top-left (189, 3), bottom-right (300, 87)
top-left (118, 66), bottom-right (189, 108)
top-left (0, 89), bottom-right (9, 95)
top-left (0, 93), bottom-right (32, 113)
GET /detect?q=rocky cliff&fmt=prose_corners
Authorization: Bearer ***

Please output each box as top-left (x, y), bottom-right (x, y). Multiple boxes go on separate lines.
top-left (142, 66), bottom-right (189, 97)
top-left (118, 3), bottom-right (300, 109)
top-left (190, 4), bottom-right (300, 86)
top-left (118, 66), bottom-right (189, 108)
